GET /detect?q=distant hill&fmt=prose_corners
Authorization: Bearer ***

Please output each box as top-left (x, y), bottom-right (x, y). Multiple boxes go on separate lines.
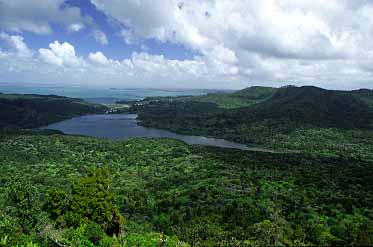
top-left (0, 93), bottom-right (108, 128)
top-left (350, 89), bottom-right (373, 107)
top-left (135, 86), bottom-right (373, 147)
top-left (239, 86), bottom-right (373, 129)
top-left (123, 86), bottom-right (277, 109)
top-left (191, 86), bottom-right (277, 109)
top-left (137, 86), bottom-right (373, 130)
top-left (231, 86), bottom-right (277, 99)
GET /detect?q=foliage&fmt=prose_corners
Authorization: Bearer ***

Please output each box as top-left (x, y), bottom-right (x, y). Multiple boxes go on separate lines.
top-left (0, 93), bottom-right (107, 128)
top-left (134, 86), bottom-right (373, 161)
top-left (5, 177), bottom-right (44, 234)
top-left (1, 86), bottom-right (373, 245)
top-left (0, 133), bottom-right (372, 246)
top-left (46, 167), bottom-right (124, 235)
top-left (121, 86), bottom-right (276, 109)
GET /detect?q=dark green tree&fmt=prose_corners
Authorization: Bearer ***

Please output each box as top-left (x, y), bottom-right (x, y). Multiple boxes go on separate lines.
top-left (46, 167), bottom-right (124, 236)
top-left (5, 177), bottom-right (43, 234)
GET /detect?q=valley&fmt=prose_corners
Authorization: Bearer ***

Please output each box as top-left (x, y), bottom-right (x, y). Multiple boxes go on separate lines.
top-left (0, 86), bottom-right (373, 246)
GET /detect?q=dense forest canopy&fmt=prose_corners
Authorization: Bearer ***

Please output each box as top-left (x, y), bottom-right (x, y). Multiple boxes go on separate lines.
top-left (0, 132), bottom-right (372, 246)
top-left (0, 93), bottom-right (108, 128)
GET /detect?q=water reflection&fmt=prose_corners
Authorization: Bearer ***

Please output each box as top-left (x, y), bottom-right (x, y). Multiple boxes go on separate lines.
top-left (44, 114), bottom-right (252, 150)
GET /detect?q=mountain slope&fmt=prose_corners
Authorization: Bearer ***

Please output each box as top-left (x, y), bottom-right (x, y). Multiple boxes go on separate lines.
top-left (136, 86), bottom-right (373, 155)
top-left (350, 88), bottom-right (373, 108)
top-left (124, 86), bottom-right (277, 109)
top-left (236, 86), bottom-right (373, 129)
top-left (231, 86), bottom-right (276, 99)
top-left (0, 93), bottom-right (108, 128)
top-left (138, 86), bottom-right (373, 131)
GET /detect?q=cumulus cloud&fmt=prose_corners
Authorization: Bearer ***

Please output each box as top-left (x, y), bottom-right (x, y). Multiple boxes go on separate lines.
top-left (2, 1), bottom-right (373, 89)
top-left (0, 0), bottom-right (86, 34)
top-left (86, 0), bottom-right (373, 88)
top-left (38, 41), bottom-right (83, 67)
top-left (92, 30), bottom-right (108, 45)
top-left (0, 32), bottom-right (239, 88)
top-left (89, 51), bottom-right (109, 65)
top-left (0, 32), bottom-right (33, 57)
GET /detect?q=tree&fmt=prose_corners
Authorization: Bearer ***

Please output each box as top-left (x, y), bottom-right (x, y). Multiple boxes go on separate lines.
top-left (46, 167), bottom-right (124, 236)
top-left (6, 177), bottom-right (43, 234)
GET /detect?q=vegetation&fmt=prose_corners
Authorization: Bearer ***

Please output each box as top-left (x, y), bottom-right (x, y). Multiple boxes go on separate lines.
top-left (0, 135), bottom-right (187, 246)
top-left (134, 86), bottom-right (373, 160)
top-left (119, 87), bottom-right (275, 109)
top-left (0, 93), bottom-right (108, 128)
top-left (0, 132), bottom-right (372, 246)
top-left (1, 86), bottom-right (373, 246)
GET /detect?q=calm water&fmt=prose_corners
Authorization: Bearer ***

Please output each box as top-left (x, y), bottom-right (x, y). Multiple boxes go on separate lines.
top-left (43, 114), bottom-right (253, 151)
top-left (0, 83), bottom-right (220, 104)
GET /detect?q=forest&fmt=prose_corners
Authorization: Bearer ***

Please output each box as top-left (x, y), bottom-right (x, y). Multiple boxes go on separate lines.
top-left (0, 86), bottom-right (373, 246)
top-left (135, 86), bottom-right (373, 161)
top-left (0, 93), bottom-right (107, 128)
top-left (0, 131), bottom-right (372, 246)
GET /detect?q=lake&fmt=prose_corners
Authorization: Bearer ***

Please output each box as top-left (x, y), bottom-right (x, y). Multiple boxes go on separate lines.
top-left (43, 114), bottom-right (256, 151)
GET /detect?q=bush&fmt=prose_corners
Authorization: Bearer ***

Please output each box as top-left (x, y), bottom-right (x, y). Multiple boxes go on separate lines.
top-left (46, 167), bottom-right (125, 235)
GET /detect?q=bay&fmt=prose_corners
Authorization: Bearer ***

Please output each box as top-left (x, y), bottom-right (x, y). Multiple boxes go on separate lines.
top-left (43, 114), bottom-right (256, 151)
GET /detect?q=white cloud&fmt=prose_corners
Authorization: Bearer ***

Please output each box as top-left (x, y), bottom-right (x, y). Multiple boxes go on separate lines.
top-left (68, 23), bottom-right (85, 33)
top-left (0, 33), bottom-right (237, 88)
top-left (0, 49), bottom-right (7, 58)
top-left (92, 30), bottom-right (108, 45)
top-left (0, 0), bottom-right (86, 34)
top-left (90, 0), bottom-right (174, 41)
top-left (38, 48), bottom-right (63, 66)
top-left (38, 41), bottom-right (83, 67)
top-left (211, 45), bottom-right (238, 64)
top-left (86, 0), bottom-right (373, 89)
top-left (0, 32), bottom-right (33, 57)
top-left (120, 29), bottom-right (136, 44)
top-left (3, 0), bottom-right (373, 89)
top-left (89, 51), bottom-right (109, 65)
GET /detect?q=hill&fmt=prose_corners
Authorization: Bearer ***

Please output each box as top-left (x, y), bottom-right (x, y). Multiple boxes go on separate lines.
top-left (119, 86), bottom-right (277, 109)
top-left (137, 86), bottom-right (373, 131)
top-left (350, 88), bottom-right (373, 107)
top-left (235, 86), bottom-right (373, 129)
top-left (0, 93), bottom-right (108, 128)
top-left (231, 86), bottom-right (276, 99)
top-left (135, 86), bottom-right (373, 157)
top-left (189, 86), bottom-right (276, 108)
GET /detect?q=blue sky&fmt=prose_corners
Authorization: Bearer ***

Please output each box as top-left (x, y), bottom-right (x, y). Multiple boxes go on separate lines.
top-left (0, 0), bottom-right (373, 89)
top-left (19, 0), bottom-right (195, 61)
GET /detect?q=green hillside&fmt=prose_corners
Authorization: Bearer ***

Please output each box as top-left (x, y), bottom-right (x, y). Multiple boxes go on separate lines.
top-left (351, 89), bottom-right (373, 108)
top-left (231, 86), bottom-right (276, 99)
top-left (191, 86), bottom-right (276, 109)
top-left (238, 86), bottom-right (373, 129)
top-left (136, 86), bottom-right (373, 158)
top-left (121, 86), bottom-right (277, 109)
top-left (0, 93), bottom-right (108, 128)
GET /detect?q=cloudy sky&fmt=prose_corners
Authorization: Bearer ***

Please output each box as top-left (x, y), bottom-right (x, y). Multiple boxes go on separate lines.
top-left (0, 0), bottom-right (373, 89)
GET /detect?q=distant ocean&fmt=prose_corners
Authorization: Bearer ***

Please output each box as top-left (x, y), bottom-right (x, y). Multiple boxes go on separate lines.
top-left (0, 82), bottom-right (226, 104)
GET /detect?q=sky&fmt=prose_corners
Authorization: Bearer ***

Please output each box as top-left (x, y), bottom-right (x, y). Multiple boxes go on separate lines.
top-left (0, 0), bottom-right (373, 89)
